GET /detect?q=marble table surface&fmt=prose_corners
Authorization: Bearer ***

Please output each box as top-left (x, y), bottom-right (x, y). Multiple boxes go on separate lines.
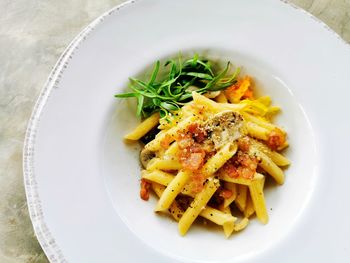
top-left (0, 0), bottom-right (349, 262)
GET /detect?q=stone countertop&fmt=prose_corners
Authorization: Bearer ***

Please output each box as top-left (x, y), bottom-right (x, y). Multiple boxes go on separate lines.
top-left (0, 0), bottom-right (349, 262)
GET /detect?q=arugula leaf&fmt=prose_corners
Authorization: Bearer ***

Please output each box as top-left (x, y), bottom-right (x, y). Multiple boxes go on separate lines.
top-left (114, 54), bottom-right (240, 118)
top-left (114, 92), bottom-right (138, 98)
top-left (148, 60), bottom-right (160, 85)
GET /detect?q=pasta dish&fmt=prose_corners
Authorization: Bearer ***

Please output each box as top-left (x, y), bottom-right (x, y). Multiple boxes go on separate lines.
top-left (115, 55), bottom-right (290, 237)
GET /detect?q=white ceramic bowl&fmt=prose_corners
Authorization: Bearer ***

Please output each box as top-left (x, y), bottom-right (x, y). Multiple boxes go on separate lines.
top-left (24, 0), bottom-right (350, 262)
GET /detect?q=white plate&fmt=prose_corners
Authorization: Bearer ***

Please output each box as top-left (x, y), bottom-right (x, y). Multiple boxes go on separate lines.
top-left (24, 0), bottom-right (350, 262)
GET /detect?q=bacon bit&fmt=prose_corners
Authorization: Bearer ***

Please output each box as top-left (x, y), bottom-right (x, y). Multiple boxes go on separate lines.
top-left (176, 123), bottom-right (207, 171)
top-left (267, 128), bottom-right (286, 151)
top-left (223, 162), bottom-right (239, 178)
top-left (190, 172), bottom-right (205, 193)
top-left (219, 188), bottom-right (233, 199)
top-left (179, 150), bottom-right (206, 171)
top-left (237, 136), bottom-right (250, 152)
top-left (140, 179), bottom-right (151, 201)
top-left (160, 134), bottom-right (172, 149)
top-left (187, 123), bottom-right (207, 143)
top-left (187, 123), bottom-right (199, 134)
top-left (176, 133), bottom-right (194, 149)
top-left (221, 151), bottom-right (258, 180)
top-left (240, 167), bottom-right (254, 179)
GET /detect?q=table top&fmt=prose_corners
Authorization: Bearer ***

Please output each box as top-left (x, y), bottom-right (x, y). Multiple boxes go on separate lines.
top-left (0, 0), bottom-right (349, 262)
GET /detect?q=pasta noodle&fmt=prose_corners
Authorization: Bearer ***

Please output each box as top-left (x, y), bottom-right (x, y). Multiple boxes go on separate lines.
top-left (178, 179), bottom-right (220, 236)
top-left (235, 185), bottom-right (248, 212)
top-left (222, 182), bottom-right (237, 208)
top-left (220, 206), bottom-right (236, 238)
top-left (155, 170), bottom-right (191, 212)
top-left (124, 113), bottom-right (160, 140)
top-left (248, 173), bottom-right (268, 224)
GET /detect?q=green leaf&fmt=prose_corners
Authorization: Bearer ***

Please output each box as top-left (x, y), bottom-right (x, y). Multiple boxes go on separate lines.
top-left (130, 78), bottom-right (155, 93)
top-left (178, 93), bottom-right (193, 101)
top-left (168, 60), bottom-right (177, 79)
top-left (152, 98), bottom-right (161, 106)
top-left (183, 72), bottom-right (213, 80)
top-left (201, 62), bottom-right (230, 91)
top-left (160, 102), bottom-right (179, 111)
top-left (192, 53), bottom-right (198, 66)
top-left (148, 60), bottom-right (160, 85)
top-left (159, 108), bottom-right (167, 118)
top-left (114, 92), bottom-right (138, 98)
top-left (136, 95), bottom-right (144, 117)
top-left (219, 67), bottom-right (240, 84)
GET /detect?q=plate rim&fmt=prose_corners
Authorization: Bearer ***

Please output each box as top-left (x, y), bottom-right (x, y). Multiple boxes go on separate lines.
top-left (22, 1), bottom-right (138, 261)
top-left (22, 1), bottom-right (350, 262)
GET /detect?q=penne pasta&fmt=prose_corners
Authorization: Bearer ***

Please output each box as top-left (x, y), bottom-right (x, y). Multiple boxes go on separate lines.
top-left (242, 112), bottom-right (278, 132)
top-left (223, 182), bottom-right (237, 208)
top-left (192, 91), bottom-right (246, 113)
top-left (244, 174), bottom-right (265, 218)
top-left (147, 158), bottom-right (182, 171)
top-left (269, 151), bottom-right (290, 166)
top-left (218, 172), bottom-right (264, 186)
top-left (152, 183), bottom-right (184, 221)
top-left (142, 170), bottom-right (174, 186)
top-left (233, 218), bottom-right (249, 231)
top-left (199, 206), bottom-right (236, 227)
top-left (248, 173), bottom-right (268, 224)
top-left (201, 143), bottom-right (238, 177)
top-left (246, 122), bottom-right (269, 141)
top-left (220, 205), bottom-right (236, 238)
top-left (251, 148), bottom-right (285, 184)
top-left (145, 115), bottom-right (197, 151)
top-left (235, 185), bottom-right (248, 212)
top-left (163, 142), bottom-right (179, 157)
top-left (178, 179), bottom-right (220, 236)
top-left (155, 170), bottom-right (191, 212)
top-left (143, 170), bottom-right (195, 197)
top-left (124, 113), bottom-right (160, 140)
top-left (244, 194), bottom-right (255, 218)
top-left (249, 139), bottom-right (290, 166)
